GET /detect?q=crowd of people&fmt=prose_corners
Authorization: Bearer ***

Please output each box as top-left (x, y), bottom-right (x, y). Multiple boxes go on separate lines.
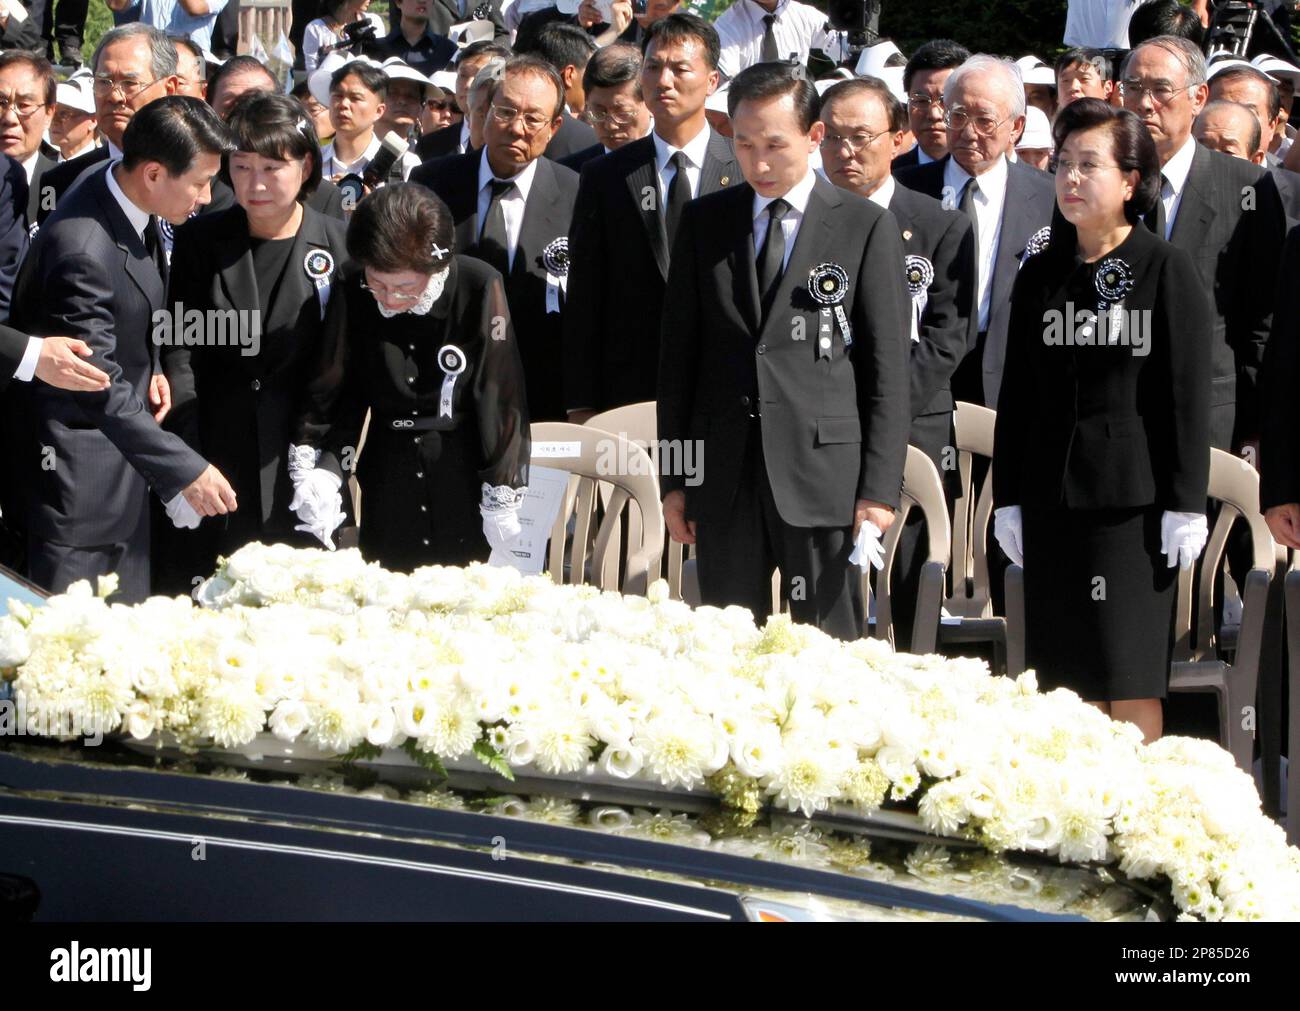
top-left (0, 0), bottom-right (1299, 745)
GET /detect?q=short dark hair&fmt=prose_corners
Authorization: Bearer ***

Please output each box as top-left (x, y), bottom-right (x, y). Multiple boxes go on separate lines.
top-left (643, 12), bottom-right (721, 72)
top-left (222, 91), bottom-right (323, 201)
top-left (903, 38), bottom-right (971, 93)
top-left (1052, 97), bottom-right (1160, 224)
top-left (331, 60), bottom-right (388, 103)
top-left (347, 183), bottom-right (455, 275)
top-left (529, 22), bottom-right (598, 74)
top-left (727, 61), bottom-right (819, 132)
top-left (459, 40), bottom-right (513, 65)
top-left (122, 94), bottom-right (235, 176)
top-left (1055, 47), bottom-right (1113, 83)
top-left (500, 54), bottom-right (566, 119)
top-left (583, 43), bottom-right (642, 98)
top-left (1210, 64), bottom-right (1281, 124)
top-left (1127, 1), bottom-right (1206, 47)
top-left (0, 51), bottom-right (57, 107)
top-left (1199, 99), bottom-right (1264, 155)
top-left (207, 55), bottom-right (277, 111)
top-left (170, 36), bottom-right (206, 79)
top-left (320, 0), bottom-right (354, 20)
top-left (821, 76), bottom-right (906, 133)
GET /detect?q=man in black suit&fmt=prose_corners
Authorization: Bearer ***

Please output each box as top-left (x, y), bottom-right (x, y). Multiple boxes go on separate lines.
top-left (820, 75), bottom-right (976, 649)
top-left (658, 63), bottom-right (911, 640)
top-left (411, 55), bottom-right (578, 421)
top-left (36, 24), bottom-right (180, 227)
top-left (896, 54), bottom-right (1055, 409)
top-left (556, 42), bottom-right (651, 174)
top-left (425, 0), bottom-right (509, 40)
top-left (564, 13), bottom-right (738, 419)
top-left (415, 39), bottom-right (512, 161)
top-left (6, 97), bottom-right (238, 602)
top-left (1121, 36), bottom-right (1286, 452)
top-left (892, 39), bottom-right (969, 173)
top-left (369, 0), bottom-right (459, 77)
top-left (523, 21), bottom-right (600, 162)
top-left (0, 51), bottom-right (57, 225)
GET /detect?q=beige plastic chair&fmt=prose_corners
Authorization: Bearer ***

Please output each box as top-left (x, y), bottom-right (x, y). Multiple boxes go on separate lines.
top-left (938, 401), bottom-right (1026, 674)
top-left (866, 444), bottom-right (953, 654)
top-left (529, 422), bottom-right (664, 595)
top-left (585, 402), bottom-right (661, 591)
top-left (1168, 448), bottom-right (1278, 773)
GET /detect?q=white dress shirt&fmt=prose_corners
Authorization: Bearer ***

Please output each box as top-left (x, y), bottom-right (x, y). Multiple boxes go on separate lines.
top-left (864, 172), bottom-right (895, 209)
top-left (653, 123), bottom-right (712, 216)
top-left (20, 150), bottom-right (39, 185)
top-left (944, 154), bottom-right (1008, 333)
top-left (1063, 0), bottom-right (1145, 48)
top-left (321, 133), bottom-right (420, 181)
top-left (715, 0), bottom-right (845, 79)
top-left (476, 148), bottom-right (540, 272)
top-left (1159, 133), bottom-right (1197, 240)
top-left (752, 167), bottom-right (817, 272)
top-left (457, 119), bottom-right (471, 154)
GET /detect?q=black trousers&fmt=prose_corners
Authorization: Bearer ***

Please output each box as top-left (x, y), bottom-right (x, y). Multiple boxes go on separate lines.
top-left (694, 420), bottom-right (862, 641)
top-left (53, 0), bottom-right (87, 49)
top-left (28, 500), bottom-right (152, 604)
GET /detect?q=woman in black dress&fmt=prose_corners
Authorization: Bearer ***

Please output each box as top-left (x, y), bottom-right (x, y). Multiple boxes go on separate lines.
top-left (161, 91), bottom-right (349, 587)
top-left (292, 184), bottom-right (530, 571)
top-left (992, 99), bottom-right (1212, 742)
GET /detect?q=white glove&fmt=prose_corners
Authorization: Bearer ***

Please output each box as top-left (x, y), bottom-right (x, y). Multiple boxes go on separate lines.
top-left (848, 520), bottom-right (885, 571)
top-left (1160, 510), bottom-right (1208, 570)
top-left (481, 482), bottom-right (524, 552)
top-left (287, 443), bottom-right (322, 485)
top-left (993, 505), bottom-right (1024, 566)
top-left (290, 469), bottom-right (345, 550)
top-left (164, 491), bottom-right (202, 530)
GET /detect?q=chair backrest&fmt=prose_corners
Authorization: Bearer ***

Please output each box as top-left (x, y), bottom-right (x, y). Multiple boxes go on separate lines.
top-left (529, 422), bottom-right (665, 595)
top-left (1173, 448), bottom-right (1277, 662)
top-left (867, 445), bottom-right (953, 652)
top-left (948, 401), bottom-right (997, 618)
top-left (585, 402), bottom-right (659, 589)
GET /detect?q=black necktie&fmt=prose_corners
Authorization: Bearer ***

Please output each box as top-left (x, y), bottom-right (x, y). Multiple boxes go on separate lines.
top-left (144, 217), bottom-right (166, 279)
top-left (664, 151), bottom-right (690, 250)
top-left (760, 13), bottom-right (779, 63)
top-left (1144, 173), bottom-right (1168, 239)
top-left (479, 178), bottom-right (515, 278)
top-left (957, 176), bottom-right (979, 251)
top-left (757, 198), bottom-right (790, 318)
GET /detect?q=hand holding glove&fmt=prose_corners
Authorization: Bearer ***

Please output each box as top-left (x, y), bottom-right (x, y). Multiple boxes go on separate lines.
top-left (288, 444), bottom-right (345, 550)
top-left (1160, 510), bottom-right (1208, 570)
top-left (993, 505), bottom-right (1024, 566)
top-left (848, 520), bottom-right (885, 571)
top-left (481, 482), bottom-right (525, 552)
top-left (164, 491), bottom-right (202, 530)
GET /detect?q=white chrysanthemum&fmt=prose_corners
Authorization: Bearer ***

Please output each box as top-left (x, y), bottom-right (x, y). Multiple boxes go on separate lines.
top-left (635, 715), bottom-right (717, 789)
top-left (415, 695), bottom-right (480, 759)
top-left (527, 714), bottom-right (595, 774)
top-left (198, 679), bottom-right (265, 748)
top-left (918, 781), bottom-right (968, 835)
top-left (306, 700), bottom-right (366, 754)
top-left (765, 744), bottom-right (845, 816)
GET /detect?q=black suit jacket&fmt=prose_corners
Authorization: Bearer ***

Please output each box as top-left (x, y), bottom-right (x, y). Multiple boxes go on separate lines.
top-left (26, 150), bottom-right (56, 226)
top-left (425, 0), bottom-right (508, 38)
top-left (1261, 222), bottom-right (1300, 509)
top-left (545, 114), bottom-right (599, 162)
top-left (891, 146), bottom-right (921, 172)
top-left (7, 164), bottom-right (207, 547)
top-left (885, 181), bottom-right (976, 421)
top-left (410, 151), bottom-right (579, 420)
top-left (564, 129), bottom-right (739, 413)
top-left (0, 151), bottom-right (29, 318)
top-left (658, 175), bottom-right (912, 527)
top-left (895, 154), bottom-right (1056, 408)
top-left (0, 323), bottom-right (28, 392)
top-left (34, 144), bottom-right (110, 226)
top-left (993, 223), bottom-right (1211, 513)
top-left (365, 25), bottom-right (459, 75)
top-left (416, 121), bottom-right (468, 162)
top-left (558, 142), bottom-right (606, 175)
top-left (162, 204), bottom-right (349, 539)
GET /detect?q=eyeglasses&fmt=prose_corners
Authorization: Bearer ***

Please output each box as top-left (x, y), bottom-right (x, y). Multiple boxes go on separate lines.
top-left (360, 276), bottom-right (427, 303)
top-left (944, 107), bottom-right (1010, 136)
top-left (583, 106), bottom-right (641, 127)
top-left (0, 94), bottom-right (46, 120)
top-left (1050, 156), bottom-right (1122, 179)
top-left (907, 93), bottom-right (945, 114)
top-left (820, 127), bottom-right (889, 155)
top-left (1118, 79), bottom-right (1194, 106)
top-left (488, 102), bottom-right (553, 134)
top-left (92, 75), bottom-right (160, 100)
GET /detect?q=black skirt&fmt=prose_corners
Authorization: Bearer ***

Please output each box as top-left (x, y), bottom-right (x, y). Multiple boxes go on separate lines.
top-left (1021, 505), bottom-right (1176, 701)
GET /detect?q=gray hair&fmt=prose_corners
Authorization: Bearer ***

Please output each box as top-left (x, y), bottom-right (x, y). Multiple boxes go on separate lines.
top-left (93, 23), bottom-right (178, 82)
top-left (1123, 35), bottom-right (1208, 87)
top-left (943, 54), bottom-right (1026, 120)
top-left (1196, 98), bottom-right (1263, 155)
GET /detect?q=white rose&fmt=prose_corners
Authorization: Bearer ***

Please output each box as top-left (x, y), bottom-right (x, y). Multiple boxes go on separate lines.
top-left (269, 699), bottom-right (310, 741)
top-left (600, 742), bottom-right (644, 779)
top-left (364, 704), bottom-right (398, 748)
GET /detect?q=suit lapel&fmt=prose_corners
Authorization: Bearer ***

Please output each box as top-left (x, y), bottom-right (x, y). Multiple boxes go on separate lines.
top-left (1169, 146), bottom-right (1218, 251)
top-left (725, 184), bottom-right (762, 336)
top-left (452, 153), bottom-right (481, 253)
top-left (698, 129), bottom-right (736, 197)
top-left (267, 208), bottom-right (332, 338)
top-left (624, 138), bottom-right (669, 279)
top-left (214, 206), bottom-right (260, 321)
top-left (515, 158), bottom-right (562, 281)
top-left (94, 168), bottom-right (163, 308)
top-left (758, 177), bottom-right (839, 342)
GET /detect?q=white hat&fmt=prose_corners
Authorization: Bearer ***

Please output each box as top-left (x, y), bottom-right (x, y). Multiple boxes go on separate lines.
top-left (430, 70), bottom-right (458, 93)
top-left (1252, 53), bottom-right (1300, 85)
top-left (379, 56), bottom-right (447, 99)
top-left (55, 73), bottom-right (96, 115)
top-left (704, 82), bottom-right (729, 114)
top-left (1016, 105), bottom-right (1053, 150)
top-left (308, 52), bottom-right (384, 109)
top-left (854, 40), bottom-right (902, 79)
top-left (448, 18), bottom-right (497, 47)
top-left (875, 65), bottom-right (908, 105)
top-left (1208, 56), bottom-right (1278, 83)
top-left (1015, 55), bottom-right (1056, 87)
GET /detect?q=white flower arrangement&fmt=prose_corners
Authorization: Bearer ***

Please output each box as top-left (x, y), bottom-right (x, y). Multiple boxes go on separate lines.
top-left (2, 541), bottom-right (1298, 922)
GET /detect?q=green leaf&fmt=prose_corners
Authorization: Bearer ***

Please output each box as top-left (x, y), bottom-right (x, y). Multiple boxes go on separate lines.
top-left (335, 741), bottom-right (384, 764)
top-left (473, 740), bottom-right (516, 782)
top-left (401, 739), bottom-right (448, 779)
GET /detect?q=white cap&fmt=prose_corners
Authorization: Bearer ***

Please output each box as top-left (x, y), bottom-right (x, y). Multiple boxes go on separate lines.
top-left (875, 66), bottom-right (908, 105)
top-left (1252, 53), bottom-right (1300, 85)
top-left (1015, 55), bottom-right (1056, 87)
top-left (1208, 56), bottom-right (1278, 83)
top-left (379, 56), bottom-right (447, 99)
top-left (1016, 105), bottom-right (1053, 151)
top-left (854, 40), bottom-right (902, 79)
top-left (308, 52), bottom-right (384, 109)
top-left (448, 18), bottom-right (497, 47)
top-left (555, 0), bottom-right (580, 12)
top-left (430, 70), bottom-right (459, 93)
top-left (704, 82), bottom-right (729, 114)
top-left (56, 70), bottom-right (95, 115)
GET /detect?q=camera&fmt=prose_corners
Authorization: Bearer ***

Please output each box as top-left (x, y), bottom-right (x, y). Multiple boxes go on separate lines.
top-left (826, 0), bottom-right (882, 51)
top-left (1204, 1), bottom-right (1299, 61)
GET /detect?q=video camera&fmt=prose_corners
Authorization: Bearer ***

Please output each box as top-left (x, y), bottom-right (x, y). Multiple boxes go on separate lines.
top-left (1204, 1), bottom-right (1300, 62)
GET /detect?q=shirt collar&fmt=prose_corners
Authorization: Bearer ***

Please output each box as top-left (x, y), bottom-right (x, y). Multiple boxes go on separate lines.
top-left (1162, 134), bottom-right (1197, 195)
top-left (477, 145), bottom-right (540, 202)
top-left (107, 139), bottom-right (123, 161)
top-left (20, 150), bottom-right (39, 184)
top-left (753, 167), bottom-right (817, 221)
top-left (653, 123), bottom-right (712, 175)
top-left (743, 0), bottom-right (789, 18)
top-left (944, 151), bottom-right (1008, 197)
top-left (917, 146), bottom-right (935, 165)
top-left (865, 173), bottom-right (896, 209)
top-left (324, 134), bottom-right (382, 174)
top-left (104, 160), bottom-right (152, 241)
top-left (459, 120), bottom-right (471, 148)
